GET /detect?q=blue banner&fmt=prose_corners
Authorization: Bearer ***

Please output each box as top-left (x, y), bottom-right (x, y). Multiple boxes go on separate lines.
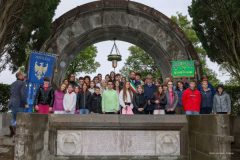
top-left (28, 52), bottom-right (56, 83)
top-left (26, 52), bottom-right (56, 112)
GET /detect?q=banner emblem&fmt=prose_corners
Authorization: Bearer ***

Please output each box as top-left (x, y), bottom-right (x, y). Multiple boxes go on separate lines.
top-left (34, 62), bottom-right (48, 80)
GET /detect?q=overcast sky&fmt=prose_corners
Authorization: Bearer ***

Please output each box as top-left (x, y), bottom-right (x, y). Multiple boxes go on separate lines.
top-left (0, 0), bottom-right (230, 84)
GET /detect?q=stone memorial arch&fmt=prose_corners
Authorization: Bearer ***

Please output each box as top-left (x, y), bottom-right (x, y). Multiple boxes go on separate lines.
top-left (41, 0), bottom-right (202, 85)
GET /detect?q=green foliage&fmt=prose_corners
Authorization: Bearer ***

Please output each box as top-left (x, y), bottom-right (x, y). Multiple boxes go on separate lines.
top-left (67, 45), bottom-right (100, 75)
top-left (171, 13), bottom-right (220, 86)
top-left (224, 85), bottom-right (240, 116)
top-left (120, 46), bottom-right (161, 79)
top-left (189, 0), bottom-right (240, 84)
top-left (0, 84), bottom-right (10, 112)
top-left (3, 0), bottom-right (60, 72)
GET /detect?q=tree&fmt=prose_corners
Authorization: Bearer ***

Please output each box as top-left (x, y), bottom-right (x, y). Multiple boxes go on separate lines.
top-left (189, 0), bottom-right (240, 84)
top-left (171, 13), bottom-right (220, 86)
top-left (0, 0), bottom-right (60, 72)
top-left (67, 45), bottom-right (100, 75)
top-left (120, 46), bottom-right (162, 79)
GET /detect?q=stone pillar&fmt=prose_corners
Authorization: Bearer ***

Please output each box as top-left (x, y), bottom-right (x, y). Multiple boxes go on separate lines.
top-left (188, 115), bottom-right (234, 160)
top-left (14, 113), bottom-right (48, 160)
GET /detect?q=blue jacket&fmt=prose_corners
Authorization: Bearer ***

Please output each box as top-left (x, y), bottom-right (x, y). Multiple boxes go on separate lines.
top-left (8, 80), bottom-right (27, 109)
top-left (143, 83), bottom-right (157, 111)
top-left (175, 88), bottom-right (184, 107)
top-left (198, 82), bottom-right (216, 95)
top-left (200, 89), bottom-right (214, 109)
top-left (143, 84), bottom-right (157, 100)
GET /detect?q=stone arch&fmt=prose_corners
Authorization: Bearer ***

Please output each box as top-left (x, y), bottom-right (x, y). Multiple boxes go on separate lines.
top-left (41, 0), bottom-right (202, 85)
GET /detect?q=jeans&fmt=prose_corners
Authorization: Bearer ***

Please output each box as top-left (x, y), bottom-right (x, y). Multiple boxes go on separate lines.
top-left (80, 109), bottom-right (89, 114)
top-left (185, 111), bottom-right (199, 115)
top-left (200, 107), bottom-right (213, 114)
top-left (11, 107), bottom-right (25, 126)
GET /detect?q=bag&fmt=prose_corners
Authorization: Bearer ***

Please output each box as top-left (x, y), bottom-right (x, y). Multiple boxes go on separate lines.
top-left (121, 105), bottom-right (134, 115)
top-left (153, 109), bottom-right (165, 115)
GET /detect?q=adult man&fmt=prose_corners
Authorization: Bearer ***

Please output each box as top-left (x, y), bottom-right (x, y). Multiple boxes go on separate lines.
top-left (143, 75), bottom-right (157, 114)
top-left (69, 74), bottom-right (78, 87)
top-left (197, 75), bottom-right (215, 95)
top-left (102, 81), bottom-right (119, 114)
top-left (8, 71), bottom-right (27, 136)
top-left (200, 80), bottom-right (214, 114)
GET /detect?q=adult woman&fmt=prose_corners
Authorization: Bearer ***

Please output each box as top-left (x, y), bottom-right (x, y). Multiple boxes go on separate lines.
top-left (110, 71), bottom-right (115, 82)
top-left (84, 76), bottom-right (91, 87)
top-left (119, 81), bottom-right (134, 115)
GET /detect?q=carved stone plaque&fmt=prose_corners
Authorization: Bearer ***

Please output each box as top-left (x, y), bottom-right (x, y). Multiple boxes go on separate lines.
top-left (57, 130), bottom-right (180, 156)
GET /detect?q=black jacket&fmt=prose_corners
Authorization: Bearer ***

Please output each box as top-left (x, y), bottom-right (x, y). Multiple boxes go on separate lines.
top-left (34, 86), bottom-right (54, 107)
top-left (89, 93), bottom-right (102, 113)
top-left (77, 90), bottom-right (91, 109)
top-left (132, 93), bottom-right (147, 114)
top-left (151, 93), bottom-right (167, 110)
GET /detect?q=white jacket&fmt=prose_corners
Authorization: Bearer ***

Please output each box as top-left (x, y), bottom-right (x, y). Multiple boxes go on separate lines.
top-left (119, 90), bottom-right (133, 109)
top-left (63, 92), bottom-right (76, 112)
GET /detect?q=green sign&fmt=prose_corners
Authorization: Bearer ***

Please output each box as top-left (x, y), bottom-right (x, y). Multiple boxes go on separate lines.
top-left (172, 60), bottom-right (195, 78)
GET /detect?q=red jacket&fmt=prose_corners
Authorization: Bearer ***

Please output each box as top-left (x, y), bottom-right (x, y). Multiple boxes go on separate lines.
top-left (182, 88), bottom-right (201, 112)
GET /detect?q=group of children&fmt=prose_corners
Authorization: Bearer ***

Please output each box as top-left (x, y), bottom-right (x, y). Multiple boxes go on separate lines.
top-left (34, 71), bottom-right (231, 115)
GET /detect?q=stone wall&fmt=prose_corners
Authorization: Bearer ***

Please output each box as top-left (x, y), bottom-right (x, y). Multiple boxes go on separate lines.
top-left (13, 114), bottom-right (236, 160)
top-left (0, 113), bottom-right (11, 136)
top-left (230, 116), bottom-right (240, 159)
top-left (188, 115), bottom-right (233, 160)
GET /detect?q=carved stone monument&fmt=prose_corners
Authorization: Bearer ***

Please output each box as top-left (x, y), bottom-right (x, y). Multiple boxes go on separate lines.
top-left (57, 130), bottom-right (180, 156)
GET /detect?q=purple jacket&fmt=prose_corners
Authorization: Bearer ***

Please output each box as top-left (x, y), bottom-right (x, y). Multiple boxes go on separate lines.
top-left (53, 90), bottom-right (65, 111)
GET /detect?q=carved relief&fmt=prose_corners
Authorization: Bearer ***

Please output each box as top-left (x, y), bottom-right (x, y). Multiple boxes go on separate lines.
top-left (156, 132), bottom-right (180, 155)
top-left (57, 130), bottom-right (180, 156)
top-left (57, 131), bottom-right (82, 155)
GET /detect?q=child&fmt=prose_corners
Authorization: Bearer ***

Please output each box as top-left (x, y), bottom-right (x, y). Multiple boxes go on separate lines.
top-left (165, 81), bottom-right (178, 114)
top-left (89, 87), bottom-right (102, 114)
top-left (182, 80), bottom-right (201, 115)
top-left (63, 84), bottom-right (77, 114)
top-left (119, 81), bottom-right (134, 115)
top-left (34, 77), bottom-right (54, 114)
top-left (53, 83), bottom-right (67, 114)
top-left (102, 81), bottom-right (119, 114)
top-left (213, 84), bottom-right (231, 114)
top-left (77, 83), bottom-right (91, 114)
top-left (132, 85), bottom-right (147, 114)
top-left (152, 85), bottom-right (167, 115)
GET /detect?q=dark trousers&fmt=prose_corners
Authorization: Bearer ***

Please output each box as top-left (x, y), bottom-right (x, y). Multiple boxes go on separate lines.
top-left (145, 110), bottom-right (154, 114)
top-left (200, 107), bottom-right (212, 114)
top-left (105, 112), bottom-right (117, 114)
top-left (165, 111), bottom-right (176, 114)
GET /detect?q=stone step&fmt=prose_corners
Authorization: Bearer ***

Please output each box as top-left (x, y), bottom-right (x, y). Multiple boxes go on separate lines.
top-left (0, 145), bottom-right (14, 160)
top-left (0, 136), bottom-right (15, 146)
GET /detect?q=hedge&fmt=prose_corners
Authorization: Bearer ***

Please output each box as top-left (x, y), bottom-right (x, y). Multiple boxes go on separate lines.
top-left (0, 83), bottom-right (10, 112)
